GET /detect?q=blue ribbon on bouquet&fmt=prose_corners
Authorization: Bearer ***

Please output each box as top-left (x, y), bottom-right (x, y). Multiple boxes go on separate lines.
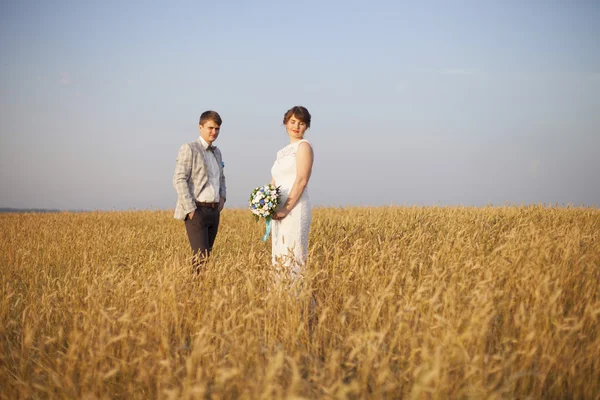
top-left (262, 217), bottom-right (272, 242)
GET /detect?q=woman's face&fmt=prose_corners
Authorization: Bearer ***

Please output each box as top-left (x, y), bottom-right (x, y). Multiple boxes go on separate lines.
top-left (285, 114), bottom-right (308, 139)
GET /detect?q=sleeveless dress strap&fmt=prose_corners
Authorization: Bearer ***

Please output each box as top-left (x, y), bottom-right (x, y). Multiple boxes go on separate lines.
top-left (295, 139), bottom-right (311, 148)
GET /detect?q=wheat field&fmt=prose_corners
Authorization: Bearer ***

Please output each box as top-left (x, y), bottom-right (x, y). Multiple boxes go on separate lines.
top-left (1, 206), bottom-right (599, 399)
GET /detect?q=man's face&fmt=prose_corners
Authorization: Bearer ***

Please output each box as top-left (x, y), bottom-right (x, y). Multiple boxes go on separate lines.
top-left (199, 120), bottom-right (220, 144)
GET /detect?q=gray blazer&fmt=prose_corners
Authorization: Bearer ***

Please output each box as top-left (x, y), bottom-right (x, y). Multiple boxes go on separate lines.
top-left (173, 139), bottom-right (226, 220)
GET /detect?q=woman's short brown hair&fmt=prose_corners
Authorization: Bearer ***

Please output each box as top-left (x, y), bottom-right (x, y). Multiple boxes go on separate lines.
top-left (199, 110), bottom-right (222, 126)
top-left (283, 106), bottom-right (311, 128)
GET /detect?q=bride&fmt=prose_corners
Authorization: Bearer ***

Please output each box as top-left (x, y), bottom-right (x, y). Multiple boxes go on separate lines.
top-left (270, 106), bottom-right (314, 282)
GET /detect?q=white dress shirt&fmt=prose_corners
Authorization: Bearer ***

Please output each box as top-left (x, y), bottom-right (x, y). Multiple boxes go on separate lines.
top-left (197, 136), bottom-right (220, 202)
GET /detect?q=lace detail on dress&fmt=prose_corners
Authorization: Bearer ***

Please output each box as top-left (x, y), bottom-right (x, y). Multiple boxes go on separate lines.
top-left (270, 140), bottom-right (312, 284)
top-left (275, 143), bottom-right (297, 161)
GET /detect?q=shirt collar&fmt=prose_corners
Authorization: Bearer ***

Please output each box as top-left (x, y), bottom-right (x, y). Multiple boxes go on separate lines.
top-left (198, 136), bottom-right (215, 150)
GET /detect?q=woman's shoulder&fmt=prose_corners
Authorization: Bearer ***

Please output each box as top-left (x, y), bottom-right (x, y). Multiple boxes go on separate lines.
top-left (296, 139), bottom-right (312, 148)
top-left (296, 140), bottom-right (313, 153)
top-left (277, 140), bottom-right (312, 159)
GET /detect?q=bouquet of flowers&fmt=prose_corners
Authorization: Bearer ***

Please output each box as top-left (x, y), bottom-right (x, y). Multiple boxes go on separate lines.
top-left (249, 183), bottom-right (281, 241)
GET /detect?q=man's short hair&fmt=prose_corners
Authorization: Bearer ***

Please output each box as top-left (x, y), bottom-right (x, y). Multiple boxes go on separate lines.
top-left (199, 110), bottom-right (222, 126)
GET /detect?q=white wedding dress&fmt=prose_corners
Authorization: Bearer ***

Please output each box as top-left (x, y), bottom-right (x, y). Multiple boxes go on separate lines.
top-left (270, 139), bottom-right (312, 281)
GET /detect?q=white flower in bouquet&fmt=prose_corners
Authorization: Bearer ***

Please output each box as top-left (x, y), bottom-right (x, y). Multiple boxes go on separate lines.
top-left (249, 183), bottom-right (281, 219)
top-left (249, 183), bottom-right (281, 240)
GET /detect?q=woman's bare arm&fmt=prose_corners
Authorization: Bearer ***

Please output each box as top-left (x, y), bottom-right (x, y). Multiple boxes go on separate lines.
top-left (274, 142), bottom-right (313, 219)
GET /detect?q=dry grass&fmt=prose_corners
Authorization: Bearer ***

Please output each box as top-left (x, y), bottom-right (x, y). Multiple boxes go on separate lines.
top-left (1, 205), bottom-right (599, 399)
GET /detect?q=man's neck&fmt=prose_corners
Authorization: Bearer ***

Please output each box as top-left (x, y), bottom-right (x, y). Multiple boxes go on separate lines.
top-left (199, 136), bottom-right (213, 148)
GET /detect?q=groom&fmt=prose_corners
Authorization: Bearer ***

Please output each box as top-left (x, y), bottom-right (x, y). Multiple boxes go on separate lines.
top-left (173, 110), bottom-right (226, 274)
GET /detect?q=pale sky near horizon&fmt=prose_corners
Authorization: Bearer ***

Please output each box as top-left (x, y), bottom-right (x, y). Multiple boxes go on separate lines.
top-left (1, 0), bottom-right (599, 210)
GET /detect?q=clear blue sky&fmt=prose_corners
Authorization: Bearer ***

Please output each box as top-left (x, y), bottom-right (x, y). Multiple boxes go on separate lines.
top-left (1, 0), bottom-right (599, 210)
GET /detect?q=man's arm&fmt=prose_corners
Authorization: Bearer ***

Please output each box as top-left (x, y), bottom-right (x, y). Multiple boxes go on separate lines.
top-left (218, 150), bottom-right (226, 211)
top-left (173, 143), bottom-right (196, 217)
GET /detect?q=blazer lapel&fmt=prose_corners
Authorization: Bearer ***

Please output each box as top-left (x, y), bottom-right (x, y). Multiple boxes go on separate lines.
top-left (192, 140), bottom-right (209, 173)
top-left (214, 149), bottom-right (223, 173)
top-left (195, 138), bottom-right (222, 175)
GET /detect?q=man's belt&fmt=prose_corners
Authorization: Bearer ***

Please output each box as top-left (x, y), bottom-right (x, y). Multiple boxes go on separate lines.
top-left (196, 201), bottom-right (219, 209)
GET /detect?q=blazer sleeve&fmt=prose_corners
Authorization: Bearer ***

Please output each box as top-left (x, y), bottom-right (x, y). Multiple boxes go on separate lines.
top-left (173, 143), bottom-right (196, 215)
top-left (218, 149), bottom-right (227, 201)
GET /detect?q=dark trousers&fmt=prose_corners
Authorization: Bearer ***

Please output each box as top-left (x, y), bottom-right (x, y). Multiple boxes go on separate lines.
top-left (184, 205), bottom-right (220, 273)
